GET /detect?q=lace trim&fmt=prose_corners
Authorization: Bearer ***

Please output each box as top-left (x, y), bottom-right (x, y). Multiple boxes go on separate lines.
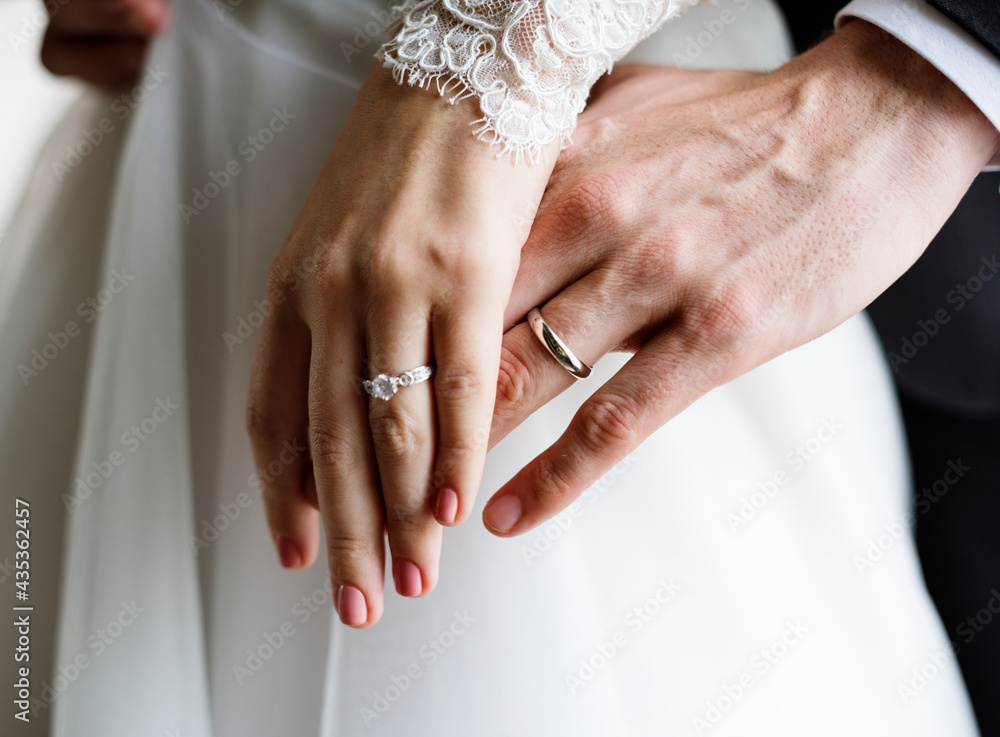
top-left (376, 0), bottom-right (699, 162)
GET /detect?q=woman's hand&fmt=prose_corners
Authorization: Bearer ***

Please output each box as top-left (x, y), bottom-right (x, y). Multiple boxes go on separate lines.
top-left (247, 65), bottom-right (556, 627)
top-left (481, 21), bottom-right (1000, 536)
top-left (41, 0), bottom-right (168, 88)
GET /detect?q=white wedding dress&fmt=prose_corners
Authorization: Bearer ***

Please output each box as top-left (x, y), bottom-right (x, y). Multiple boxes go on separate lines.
top-left (0, 0), bottom-right (980, 735)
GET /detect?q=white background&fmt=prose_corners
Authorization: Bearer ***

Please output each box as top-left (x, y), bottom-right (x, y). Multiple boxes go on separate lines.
top-left (0, 0), bottom-right (81, 245)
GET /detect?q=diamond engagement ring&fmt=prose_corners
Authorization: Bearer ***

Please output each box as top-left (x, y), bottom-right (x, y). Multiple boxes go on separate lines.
top-left (527, 307), bottom-right (592, 379)
top-left (363, 364), bottom-right (434, 400)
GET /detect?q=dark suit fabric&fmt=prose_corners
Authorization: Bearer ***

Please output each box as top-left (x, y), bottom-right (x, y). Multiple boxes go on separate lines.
top-left (775, 3), bottom-right (1000, 735)
top-left (927, 0), bottom-right (1000, 56)
top-left (777, 0), bottom-right (1000, 54)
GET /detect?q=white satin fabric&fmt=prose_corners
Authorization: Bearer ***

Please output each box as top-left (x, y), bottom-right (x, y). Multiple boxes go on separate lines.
top-left (0, 0), bottom-right (979, 735)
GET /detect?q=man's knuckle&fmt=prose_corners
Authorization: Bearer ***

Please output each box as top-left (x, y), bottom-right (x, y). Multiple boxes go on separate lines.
top-left (689, 280), bottom-right (758, 347)
top-left (555, 174), bottom-right (631, 234)
top-left (576, 395), bottom-right (642, 452)
top-left (533, 461), bottom-right (577, 507)
top-left (496, 346), bottom-right (531, 407)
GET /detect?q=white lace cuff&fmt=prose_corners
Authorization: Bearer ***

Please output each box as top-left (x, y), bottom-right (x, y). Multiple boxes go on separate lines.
top-left (376, 0), bottom-right (700, 162)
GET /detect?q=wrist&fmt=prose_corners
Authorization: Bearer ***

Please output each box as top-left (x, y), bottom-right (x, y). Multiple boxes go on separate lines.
top-left (714, 17), bottom-right (999, 268)
top-left (330, 64), bottom-right (557, 253)
top-left (795, 19), bottom-right (999, 174)
top-left (357, 64), bottom-right (560, 171)
top-left (376, 0), bottom-right (700, 163)
top-left (746, 17), bottom-right (999, 234)
top-left (836, 19), bottom-right (998, 157)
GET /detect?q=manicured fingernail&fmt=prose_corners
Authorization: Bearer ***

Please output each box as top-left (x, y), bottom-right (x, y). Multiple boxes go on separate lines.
top-left (274, 534), bottom-right (302, 568)
top-left (434, 487), bottom-right (459, 525)
top-left (484, 494), bottom-right (521, 533)
top-left (393, 558), bottom-right (423, 597)
top-left (336, 585), bottom-right (368, 626)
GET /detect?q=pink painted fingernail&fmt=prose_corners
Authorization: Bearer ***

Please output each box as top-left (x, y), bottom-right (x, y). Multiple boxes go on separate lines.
top-left (274, 534), bottom-right (302, 569)
top-left (434, 487), bottom-right (459, 525)
top-left (393, 558), bottom-right (423, 598)
top-left (484, 495), bottom-right (521, 533)
top-left (336, 585), bottom-right (368, 626)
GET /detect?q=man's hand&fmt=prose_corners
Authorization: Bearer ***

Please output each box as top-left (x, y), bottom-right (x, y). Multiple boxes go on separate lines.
top-left (481, 20), bottom-right (1000, 536)
top-left (41, 0), bottom-right (168, 88)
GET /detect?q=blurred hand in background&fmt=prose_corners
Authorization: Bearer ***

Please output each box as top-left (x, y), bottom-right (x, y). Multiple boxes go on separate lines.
top-left (41, 0), bottom-right (168, 88)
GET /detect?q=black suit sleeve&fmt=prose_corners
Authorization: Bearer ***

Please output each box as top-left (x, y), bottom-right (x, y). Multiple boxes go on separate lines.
top-left (925, 0), bottom-right (1000, 57)
top-left (778, 0), bottom-right (844, 52)
top-left (778, 0), bottom-right (1000, 58)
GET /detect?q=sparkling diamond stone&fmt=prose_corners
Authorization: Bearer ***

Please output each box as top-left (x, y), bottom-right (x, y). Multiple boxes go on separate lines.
top-left (370, 374), bottom-right (396, 400)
